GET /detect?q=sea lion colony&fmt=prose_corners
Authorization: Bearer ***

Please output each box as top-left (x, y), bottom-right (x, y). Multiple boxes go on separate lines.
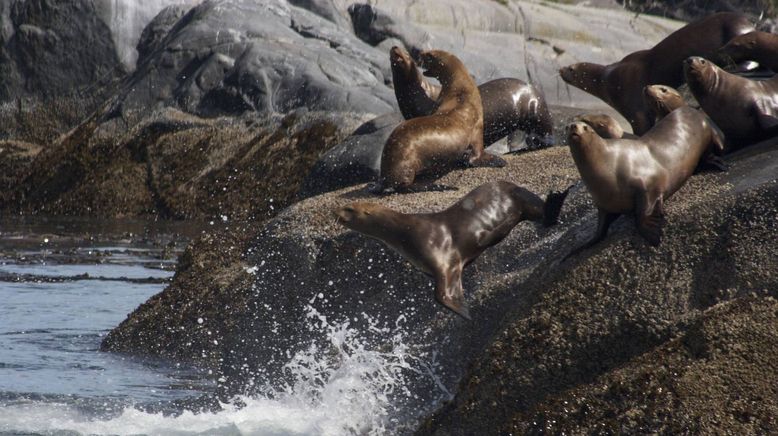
top-left (337, 12), bottom-right (777, 319)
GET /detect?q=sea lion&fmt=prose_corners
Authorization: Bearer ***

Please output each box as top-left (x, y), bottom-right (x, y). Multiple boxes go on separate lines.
top-left (336, 180), bottom-right (571, 319)
top-left (643, 84), bottom-right (686, 122)
top-left (684, 56), bottom-right (778, 147)
top-left (577, 113), bottom-right (631, 139)
top-left (375, 49), bottom-right (505, 193)
top-left (565, 106), bottom-right (725, 257)
top-left (718, 31), bottom-right (778, 73)
top-left (560, 12), bottom-right (754, 135)
top-left (390, 46), bottom-right (554, 149)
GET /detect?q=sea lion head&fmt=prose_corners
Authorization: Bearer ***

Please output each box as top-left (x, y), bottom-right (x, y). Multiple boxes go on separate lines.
top-left (389, 46), bottom-right (414, 71)
top-left (418, 49), bottom-right (458, 80)
top-left (683, 57), bottom-right (719, 95)
top-left (559, 63), bottom-right (604, 91)
top-left (335, 202), bottom-right (391, 233)
top-left (566, 121), bottom-right (601, 154)
top-left (643, 84), bottom-right (684, 118)
top-left (577, 114), bottom-right (624, 139)
top-left (718, 31), bottom-right (759, 65)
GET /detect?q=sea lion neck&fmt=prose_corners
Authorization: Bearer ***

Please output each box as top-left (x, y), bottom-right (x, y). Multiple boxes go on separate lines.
top-left (360, 208), bottom-right (424, 247)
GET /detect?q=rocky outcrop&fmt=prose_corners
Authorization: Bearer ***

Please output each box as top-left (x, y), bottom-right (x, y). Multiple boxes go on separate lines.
top-left (0, 0), bottom-right (125, 101)
top-left (102, 134), bottom-right (778, 431)
top-left (1, 107), bottom-right (365, 218)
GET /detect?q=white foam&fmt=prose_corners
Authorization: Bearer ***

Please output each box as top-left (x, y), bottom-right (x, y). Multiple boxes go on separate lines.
top-left (0, 306), bottom-right (449, 436)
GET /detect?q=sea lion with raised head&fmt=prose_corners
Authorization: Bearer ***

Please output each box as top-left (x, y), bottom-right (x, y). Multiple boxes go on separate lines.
top-left (337, 181), bottom-right (571, 319)
top-left (643, 84), bottom-right (686, 122)
top-left (684, 56), bottom-right (778, 148)
top-left (560, 12), bottom-right (753, 135)
top-left (577, 113), bottom-right (631, 139)
top-left (718, 31), bottom-right (778, 72)
top-left (390, 46), bottom-right (554, 149)
top-left (375, 49), bottom-right (505, 193)
top-left (565, 106), bottom-right (725, 257)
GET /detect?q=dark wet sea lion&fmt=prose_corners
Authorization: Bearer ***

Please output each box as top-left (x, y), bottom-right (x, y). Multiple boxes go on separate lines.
top-left (684, 56), bottom-right (778, 147)
top-left (376, 49), bottom-right (505, 193)
top-left (718, 31), bottom-right (778, 72)
top-left (577, 113), bottom-right (630, 139)
top-left (565, 106), bottom-right (725, 257)
top-left (390, 46), bottom-right (554, 149)
top-left (560, 12), bottom-right (754, 135)
top-left (336, 180), bottom-right (571, 319)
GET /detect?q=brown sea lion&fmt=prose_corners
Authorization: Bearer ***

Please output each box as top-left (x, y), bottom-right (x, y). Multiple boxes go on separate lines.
top-left (336, 180), bottom-right (571, 319)
top-left (565, 106), bottom-right (725, 257)
top-left (560, 12), bottom-right (753, 135)
top-left (684, 56), bottom-right (778, 147)
top-left (375, 50), bottom-right (505, 193)
top-left (390, 46), bottom-right (554, 149)
top-left (718, 31), bottom-right (778, 72)
top-left (577, 113), bottom-right (630, 139)
top-left (643, 84), bottom-right (686, 122)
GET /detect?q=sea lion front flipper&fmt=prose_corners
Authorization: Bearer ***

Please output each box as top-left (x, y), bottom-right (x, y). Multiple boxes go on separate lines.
top-left (636, 192), bottom-right (665, 246)
top-left (563, 210), bottom-right (620, 260)
top-left (756, 110), bottom-right (778, 133)
top-left (434, 264), bottom-right (471, 320)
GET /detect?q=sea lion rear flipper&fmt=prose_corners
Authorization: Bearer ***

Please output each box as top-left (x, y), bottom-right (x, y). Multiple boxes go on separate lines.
top-left (468, 152), bottom-right (507, 168)
top-left (700, 155), bottom-right (729, 172)
top-left (636, 192), bottom-right (665, 246)
top-left (542, 184), bottom-right (575, 227)
top-left (435, 265), bottom-right (471, 320)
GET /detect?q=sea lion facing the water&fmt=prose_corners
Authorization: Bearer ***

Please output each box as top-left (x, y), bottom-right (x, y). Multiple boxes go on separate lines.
top-left (337, 181), bottom-right (571, 319)
top-left (565, 106), bottom-right (724, 257)
top-left (390, 46), bottom-right (554, 149)
top-left (684, 56), bottom-right (778, 148)
top-left (375, 49), bottom-right (505, 193)
top-left (560, 12), bottom-right (753, 135)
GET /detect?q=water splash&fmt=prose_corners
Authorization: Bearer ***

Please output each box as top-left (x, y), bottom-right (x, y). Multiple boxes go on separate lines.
top-left (0, 305), bottom-right (449, 436)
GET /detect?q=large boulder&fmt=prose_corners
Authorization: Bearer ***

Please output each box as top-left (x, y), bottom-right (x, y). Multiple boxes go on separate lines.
top-left (102, 136), bottom-right (778, 431)
top-left (0, 0), bottom-right (125, 101)
top-left (110, 0), bottom-right (395, 123)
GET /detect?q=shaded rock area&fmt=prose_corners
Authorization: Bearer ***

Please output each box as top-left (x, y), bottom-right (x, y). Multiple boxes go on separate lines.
top-left (103, 135), bottom-right (778, 431)
top-left (619, 0), bottom-right (776, 23)
top-left (0, 0), bottom-right (125, 101)
top-left (1, 107), bottom-right (364, 219)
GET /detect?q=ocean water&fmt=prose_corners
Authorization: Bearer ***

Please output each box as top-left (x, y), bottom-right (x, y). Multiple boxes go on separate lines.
top-left (0, 219), bottom-right (448, 435)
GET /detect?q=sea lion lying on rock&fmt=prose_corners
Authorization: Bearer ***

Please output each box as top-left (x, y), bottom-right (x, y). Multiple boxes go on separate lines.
top-left (565, 107), bottom-right (725, 258)
top-left (718, 31), bottom-right (778, 73)
top-left (560, 12), bottom-right (753, 135)
top-left (684, 56), bottom-right (778, 148)
top-left (374, 49), bottom-right (505, 193)
top-left (337, 180), bottom-right (571, 319)
top-left (390, 46), bottom-right (554, 150)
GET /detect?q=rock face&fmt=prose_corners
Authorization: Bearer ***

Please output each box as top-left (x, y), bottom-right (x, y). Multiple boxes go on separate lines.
top-left (112, 0), bottom-right (395, 122)
top-left (0, 0), bottom-right (125, 101)
top-left (102, 134), bottom-right (778, 431)
top-left (1, 108), bottom-right (365, 218)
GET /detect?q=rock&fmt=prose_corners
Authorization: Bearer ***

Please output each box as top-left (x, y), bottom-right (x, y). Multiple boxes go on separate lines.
top-left (111, 0), bottom-right (395, 122)
top-left (617, 0), bottom-right (775, 22)
top-left (0, 0), bottom-right (125, 101)
top-left (299, 111), bottom-right (400, 197)
top-left (101, 135), bottom-right (778, 431)
top-left (506, 296), bottom-right (778, 434)
top-left (0, 107), bottom-right (365, 218)
top-left (135, 4), bottom-right (189, 65)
